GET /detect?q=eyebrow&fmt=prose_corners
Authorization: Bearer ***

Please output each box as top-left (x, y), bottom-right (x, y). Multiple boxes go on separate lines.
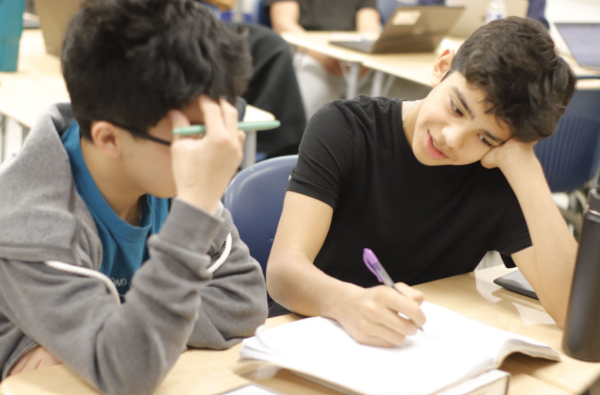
top-left (452, 87), bottom-right (506, 145)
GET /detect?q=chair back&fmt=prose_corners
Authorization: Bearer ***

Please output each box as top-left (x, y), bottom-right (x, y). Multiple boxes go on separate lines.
top-left (254, 0), bottom-right (272, 27)
top-left (223, 155), bottom-right (298, 274)
top-left (534, 86), bottom-right (600, 193)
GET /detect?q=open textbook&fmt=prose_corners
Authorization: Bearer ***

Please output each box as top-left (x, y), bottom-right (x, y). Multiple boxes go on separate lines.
top-left (240, 302), bottom-right (561, 395)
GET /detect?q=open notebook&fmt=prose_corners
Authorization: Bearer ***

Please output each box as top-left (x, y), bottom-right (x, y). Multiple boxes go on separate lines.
top-left (240, 302), bottom-right (560, 395)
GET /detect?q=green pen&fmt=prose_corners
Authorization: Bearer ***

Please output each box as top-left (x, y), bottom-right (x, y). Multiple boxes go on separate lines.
top-left (173, 120), bottom-right (281, 136)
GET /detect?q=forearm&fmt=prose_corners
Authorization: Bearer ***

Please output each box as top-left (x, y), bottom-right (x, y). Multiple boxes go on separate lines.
top-left (0, 201), bottom-right (222, 393)
top-left (502, 155), bottom-right (577, 326)
top-left (270, 2), bottom-right (305, 35)
top-left (356, 8), bottom-right (382, 35)
top-left (267, 250), bottom-right (363, 319)
top-left (188, 216), bottom-right (268, 348)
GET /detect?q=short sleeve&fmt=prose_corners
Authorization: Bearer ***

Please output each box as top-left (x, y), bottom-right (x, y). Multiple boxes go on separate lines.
top-left (491, 194), bottom-right (532, 268)
top-left (287, 102), bottom-right (355, 209)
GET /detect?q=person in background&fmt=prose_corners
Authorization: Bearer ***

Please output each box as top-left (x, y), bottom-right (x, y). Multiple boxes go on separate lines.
top-left (198, 0), bottom-right (308, 159)
top-left (227, 22), bottom-right (307, 158)
top-left (417, 0), bottom-right (549, 29)
top-left (267, 0), bottom-right (381, 120)
top-left (0, 1), bottom-right (267, 394)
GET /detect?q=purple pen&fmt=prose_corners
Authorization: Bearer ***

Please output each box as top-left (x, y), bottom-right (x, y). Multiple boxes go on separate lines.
top-left (363, 248), bottom-right (424, 332)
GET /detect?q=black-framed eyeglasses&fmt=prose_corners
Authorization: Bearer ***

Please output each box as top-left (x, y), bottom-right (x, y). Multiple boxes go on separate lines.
top-left (110, 121), bottom-right (172, 146)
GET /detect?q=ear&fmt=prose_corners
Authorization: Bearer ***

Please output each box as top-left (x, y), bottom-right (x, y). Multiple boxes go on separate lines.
top-left (430, 48), bottom-right (455, 87)
top-left (89, 121), bottom-right (126, 159)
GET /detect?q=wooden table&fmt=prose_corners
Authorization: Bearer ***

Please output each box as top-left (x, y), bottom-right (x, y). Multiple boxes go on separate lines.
top-left (281, 31), bottom-right (600, 99)
top-left (282, 32), bottom-right (373, 100)
top-left (0, 30), bottom-right (274, 168)
top-left (2, 265), bottom-right (599, 395)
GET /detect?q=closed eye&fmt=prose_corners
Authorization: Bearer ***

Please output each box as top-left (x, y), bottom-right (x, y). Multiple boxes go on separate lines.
top-left (479, 134), bottom-right (493, 147)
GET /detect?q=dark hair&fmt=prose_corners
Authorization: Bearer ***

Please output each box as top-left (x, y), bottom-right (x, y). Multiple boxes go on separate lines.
top-left (62, 0), bottom-right (251, 139)
top-left (448, 17), bottom-right (575, 142)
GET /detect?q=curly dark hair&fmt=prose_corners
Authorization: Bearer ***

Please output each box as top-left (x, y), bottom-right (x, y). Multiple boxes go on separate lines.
top-left (448, 17), bottom-right (576, 142)
top-left (62, 0), bottom-right (251, 139)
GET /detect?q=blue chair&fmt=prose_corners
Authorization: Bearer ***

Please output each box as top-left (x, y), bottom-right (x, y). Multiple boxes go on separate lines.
top-left (223, 155), bottom-right (298, 275)
top-left (534, 77), bottom-right (600, 193)
top-left (534, 76), bottom-right (600, 232)
top-left (253, 0), bottom-right (272, 28)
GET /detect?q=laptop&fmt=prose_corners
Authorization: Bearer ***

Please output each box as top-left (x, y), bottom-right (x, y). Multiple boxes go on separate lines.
top-left (555, 23), bottom-right (600, 72)
top-left (446, 0), bottom-right (529, 38)
top-left (329, 6), bottom-right (465, 54)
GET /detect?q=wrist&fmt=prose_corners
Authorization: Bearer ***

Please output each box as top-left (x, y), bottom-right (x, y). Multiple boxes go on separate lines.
top-left (322, 282), bottom-right (363, 321)
top-left (176, 192), bottom-right (219, 215)
top-left (498, 147), bottom-right (538, 174)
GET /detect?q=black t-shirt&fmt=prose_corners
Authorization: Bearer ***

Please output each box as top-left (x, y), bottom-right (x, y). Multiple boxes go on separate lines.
top-left (265, 0), bottom-right (378, 31)
top-left (288, 96), bottom-right (532, 288)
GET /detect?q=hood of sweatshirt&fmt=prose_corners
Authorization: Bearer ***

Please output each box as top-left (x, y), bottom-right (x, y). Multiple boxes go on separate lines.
top-left (0, 103), bottom-right (101, 265)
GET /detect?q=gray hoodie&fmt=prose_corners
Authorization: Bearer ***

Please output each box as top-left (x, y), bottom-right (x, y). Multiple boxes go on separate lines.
top-left (0, 104), bottom-right (268, 395)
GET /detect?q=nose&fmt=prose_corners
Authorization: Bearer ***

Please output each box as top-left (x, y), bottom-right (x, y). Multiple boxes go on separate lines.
top-left (440, 124), bottom-right (467, 150)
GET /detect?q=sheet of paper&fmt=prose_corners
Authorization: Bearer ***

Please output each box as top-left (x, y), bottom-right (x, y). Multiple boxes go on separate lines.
top-left (217, 384), bottom-right (283, 395)
top-left (241, 302), bottom-right (556, 395)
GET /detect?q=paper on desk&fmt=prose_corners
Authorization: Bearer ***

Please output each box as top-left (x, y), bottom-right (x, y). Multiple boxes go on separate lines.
top-left (217, 384), bottom-right (283, 395)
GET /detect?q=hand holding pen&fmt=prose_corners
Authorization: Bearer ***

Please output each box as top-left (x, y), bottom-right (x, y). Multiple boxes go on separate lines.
top-left (363, 248), bottom-right (426, 332)
top-left (331, 249), bottom-right (426, 348)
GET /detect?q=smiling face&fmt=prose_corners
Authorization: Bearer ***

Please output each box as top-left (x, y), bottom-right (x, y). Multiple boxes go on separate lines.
top-left (405, 50), bottom-right (513, 167)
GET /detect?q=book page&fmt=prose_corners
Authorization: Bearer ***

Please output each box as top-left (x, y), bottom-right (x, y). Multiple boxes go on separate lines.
top-left (241, 302), bottom-right (557, 395)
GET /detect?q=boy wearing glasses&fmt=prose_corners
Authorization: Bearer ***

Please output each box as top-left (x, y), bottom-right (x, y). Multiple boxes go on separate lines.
top-left (267, 18), bottom-right (577, 346)
top-left (0, 0), bottom-right (267, 393)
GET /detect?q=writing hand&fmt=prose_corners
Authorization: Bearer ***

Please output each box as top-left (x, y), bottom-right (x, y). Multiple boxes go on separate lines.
top-left (334, 283), bottom-right (426, 347)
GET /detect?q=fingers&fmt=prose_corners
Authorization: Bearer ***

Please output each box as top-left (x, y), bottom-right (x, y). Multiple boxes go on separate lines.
top-left (377, 286), bottom-right (427, 331)
top-left (199, 95), bottom-right (227, 138)
top-left (168, 110), bottom-right (190, 140)
top-left (199, 96), bottom-right (239, 139)
top-left (395, 282), bottom-right (425, 305)
top-left (8, 346), bottom-right (61, 376)
top-left (219, 98), bottom-right (239, 138)
top-left (352, 323), bottom-right (405, 348)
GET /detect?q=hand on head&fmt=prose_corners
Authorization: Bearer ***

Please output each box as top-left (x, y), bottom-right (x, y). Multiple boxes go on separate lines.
top-left (480, 137), bottom-right (537, 170)
top-left (169, 95), bottom-right (245, 214)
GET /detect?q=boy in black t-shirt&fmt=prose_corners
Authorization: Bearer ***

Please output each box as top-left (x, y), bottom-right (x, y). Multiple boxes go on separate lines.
top-left (267, 17), bottom-right (577, 347)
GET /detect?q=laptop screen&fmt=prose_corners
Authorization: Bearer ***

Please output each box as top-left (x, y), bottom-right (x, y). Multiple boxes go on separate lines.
top-left (555, 23), bottom-right (600, 70)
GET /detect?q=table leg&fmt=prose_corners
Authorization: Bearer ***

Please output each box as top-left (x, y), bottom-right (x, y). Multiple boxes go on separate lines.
top-left (233, 0), bottom-right (244, 22)
top-left (344, 62), bottom-right (361, 99)
top-left (242, 129), bottom-right (257, 169)
top-left (382, 74), bottom-right (396, 97)
top-left (0, 114), bottom-right (7, 163)
top-left (370, 71), bottom-right (385, 97)
top-left (22, 124), bottom-right (30, 143)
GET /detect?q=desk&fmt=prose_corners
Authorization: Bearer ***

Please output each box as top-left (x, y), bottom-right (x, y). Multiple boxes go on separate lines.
top-left (0, 30), bottom-right (274, 168)
top-left (281, 32), bottom-right (371, 99)
top-left (2, 265), bottom-right (599, 395)
top-left (281, 32), bottom-right (600, 99)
